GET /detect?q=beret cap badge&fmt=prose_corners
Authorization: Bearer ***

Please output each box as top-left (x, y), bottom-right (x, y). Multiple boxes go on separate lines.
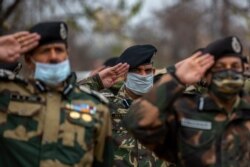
top-left (232, 37), bottom-right (241, 53)
top-left (60, 23), bottom-right (67, 40)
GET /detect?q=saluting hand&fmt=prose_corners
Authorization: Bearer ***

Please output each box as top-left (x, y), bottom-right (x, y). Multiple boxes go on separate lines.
top-left (13, 31), bottom-right (40, 54)
top-left (175, 51), bottom-right (214, 85)
top-left (98, 63), bottom-right (129, 88)
top-left (0, 31), bottom-right (40, 63)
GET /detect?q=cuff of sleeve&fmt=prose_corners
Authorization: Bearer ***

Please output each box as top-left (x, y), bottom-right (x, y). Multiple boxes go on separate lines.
top-left (166, 65), bottom-right (185, 86)
top-left (93, 74), bottom-right (105, 90)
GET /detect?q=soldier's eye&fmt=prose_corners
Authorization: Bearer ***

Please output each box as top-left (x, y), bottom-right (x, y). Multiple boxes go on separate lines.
top-left (145, 69), bottom-right (153, 74)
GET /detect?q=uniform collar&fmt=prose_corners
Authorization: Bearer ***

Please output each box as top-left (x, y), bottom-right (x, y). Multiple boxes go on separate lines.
top-left (117, 85), bottom-right (133, 100)
top-left (30, 72), bottom-right (76, 97)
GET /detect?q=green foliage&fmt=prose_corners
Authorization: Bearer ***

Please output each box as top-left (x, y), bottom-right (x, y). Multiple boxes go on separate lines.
top-left (128, 0), bottom-right (143, 19)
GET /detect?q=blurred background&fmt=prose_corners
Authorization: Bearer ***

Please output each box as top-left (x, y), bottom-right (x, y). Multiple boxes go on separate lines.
top-left (1, 0), bottom-right (250, 75)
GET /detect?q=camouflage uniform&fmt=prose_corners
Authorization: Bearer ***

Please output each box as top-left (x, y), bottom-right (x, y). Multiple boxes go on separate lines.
top-left (0, 70), bottom-right (113, 167)
top-left (78, 75), bottom-right (123, 96)
top-left (78, 76), bottom-right (170, 167)
top-left (110, 86), bottom-right (169, 167)
top-left (124, 75), bottom-right (250, 167)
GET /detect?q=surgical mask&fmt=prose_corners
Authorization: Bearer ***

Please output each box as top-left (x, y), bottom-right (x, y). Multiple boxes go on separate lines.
top-left (34, 59), bottom-right (71, 86)
top-left (210, 70), bottom-right (244, 100)
top-left (125, 72), bottom-right (153, 95)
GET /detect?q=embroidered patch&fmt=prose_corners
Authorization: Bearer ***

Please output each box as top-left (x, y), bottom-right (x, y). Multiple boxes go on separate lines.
top-left (181, 118), bottom-right (212, 130)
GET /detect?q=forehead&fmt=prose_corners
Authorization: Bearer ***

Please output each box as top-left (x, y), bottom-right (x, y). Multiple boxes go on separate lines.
top-left (35, 43), bottom-right (66, 51)
top-left (136, 63), bottom-right (153, 69)
top-left (214, 56), bottom-right (242, 65)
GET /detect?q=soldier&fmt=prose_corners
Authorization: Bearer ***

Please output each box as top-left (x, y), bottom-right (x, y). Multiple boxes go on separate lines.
top-left (107, 45), bottom-right (170, 167)
top-left (123, 36), bottom-right (250, 167)
top-left (0, 21), bottom-right (113, 167)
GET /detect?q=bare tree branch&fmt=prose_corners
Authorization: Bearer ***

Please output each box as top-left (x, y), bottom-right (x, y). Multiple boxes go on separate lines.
top-left (2, 0), bottom-right (21, 20)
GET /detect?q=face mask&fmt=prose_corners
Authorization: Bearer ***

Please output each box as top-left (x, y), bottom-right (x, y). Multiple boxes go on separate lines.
top-left (125, 72), bottom-right (153, 95)
top-left (34, 59), bottom-right (71, 86)
top-left (210, 70), bottom-right (244, 100)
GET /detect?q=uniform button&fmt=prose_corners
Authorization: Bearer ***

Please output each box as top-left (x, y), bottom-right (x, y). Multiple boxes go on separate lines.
top-left (139, 156), bottom-right (143, 160)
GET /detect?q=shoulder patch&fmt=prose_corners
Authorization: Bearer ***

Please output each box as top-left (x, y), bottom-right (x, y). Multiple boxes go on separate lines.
top-left (0, 69), bottom-right (27, 85)
top-left (78, 85), bottom-right (109, 104)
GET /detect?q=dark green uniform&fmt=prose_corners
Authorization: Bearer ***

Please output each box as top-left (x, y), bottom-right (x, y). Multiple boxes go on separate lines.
top-left (124, 75), bottom-right (250, 167)
top-left (0, 70), bottom-right (113, 167)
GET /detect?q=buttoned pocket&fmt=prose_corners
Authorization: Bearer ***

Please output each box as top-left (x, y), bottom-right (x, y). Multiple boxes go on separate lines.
top-left (178, 118), bottom-right (216, 165)
top-left (8, 101), bottom-right (42, 116)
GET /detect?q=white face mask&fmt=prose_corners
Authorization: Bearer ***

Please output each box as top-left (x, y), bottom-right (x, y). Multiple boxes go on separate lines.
top-left (125, 72), bottom-right (153, 95)
top-left (34, 59), bottom-right (71, 86)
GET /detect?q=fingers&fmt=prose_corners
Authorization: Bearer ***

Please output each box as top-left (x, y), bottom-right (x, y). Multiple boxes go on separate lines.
top-left (190, 51), bottom-right (203, 59)
top-left (13, 31), bottom-right (40, 53)
top-left (195, 53), bottom-right (213, 63)
top-left (20, 41), bottom-right (39, 53)
top-left (200, 58), bottom-right (215, 74)
top-left (175, 51), bottom-right (204, 68)
top-left (89, 65), bottom-right (106, 76)
top-left (13, 31), bottom-right (30, 39)
top-left (16, 33), bottom-right (40, 53)
top-left (110, 63), bottom-right (129, 76)
top-left (114, 63), bottom-right (129, 76)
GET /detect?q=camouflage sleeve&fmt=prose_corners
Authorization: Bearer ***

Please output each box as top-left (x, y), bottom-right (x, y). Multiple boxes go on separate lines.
top-left (123, 74), bottom-right (185, 158)
top-left (77, 74), bottom-right (104, 91)
top-left (93, 104), bottom-right (114, 167)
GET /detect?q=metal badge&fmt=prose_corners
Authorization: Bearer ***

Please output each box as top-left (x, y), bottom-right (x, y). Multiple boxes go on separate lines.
top-left (69, 111), bottom-right (81, 119)
top-left (81, 114), bottom-right (92, 122)
top-left (60, 23), bottom-right (67, 40)
top-left (232, 37), bottom-right (241, 53)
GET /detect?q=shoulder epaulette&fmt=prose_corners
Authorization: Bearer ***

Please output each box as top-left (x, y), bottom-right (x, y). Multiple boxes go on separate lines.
top-left (183, 91), bottom-right (197, 96)
top-left (78, 85), bottom-right (109, 104)
top-left (101, 92), bottom-right (115, 98)
top-left (0, 69), bottom-right (27, 85)
top-left (78, 85), bottom-right (92, 94)
top-left (91, 90), bottom-right (109, 104)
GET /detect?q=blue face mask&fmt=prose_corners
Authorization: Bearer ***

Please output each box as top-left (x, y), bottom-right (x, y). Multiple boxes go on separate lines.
top-left (34, 59), bottom-right (71, 86)
top-left (125, 72), bottom-right (153, 95)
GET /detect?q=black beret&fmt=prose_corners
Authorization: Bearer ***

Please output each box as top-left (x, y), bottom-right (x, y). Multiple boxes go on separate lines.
top-left (29, 21), bottom-right (68, 47)
top-left (103, 57), bottom-right (118, 67)
top-left (116, 44), bottom-right (157, 69)
top-left (203, 36), bottom-right (243, 60)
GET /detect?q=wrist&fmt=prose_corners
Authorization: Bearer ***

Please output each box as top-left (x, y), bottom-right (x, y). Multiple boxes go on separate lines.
top-left (166, 65), bottom-right (185, 86)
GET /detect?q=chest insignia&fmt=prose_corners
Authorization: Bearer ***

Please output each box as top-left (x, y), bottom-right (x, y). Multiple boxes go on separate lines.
top-left (64, 103), bottom-right (96, 114)
top-left (181, 118), bottom-right (212, 130)
top-left (65, 103), bottom-right (95, 122)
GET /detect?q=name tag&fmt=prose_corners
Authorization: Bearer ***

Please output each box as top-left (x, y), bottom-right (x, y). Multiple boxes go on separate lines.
top-left (181, 118), bottom-right (212, 130)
